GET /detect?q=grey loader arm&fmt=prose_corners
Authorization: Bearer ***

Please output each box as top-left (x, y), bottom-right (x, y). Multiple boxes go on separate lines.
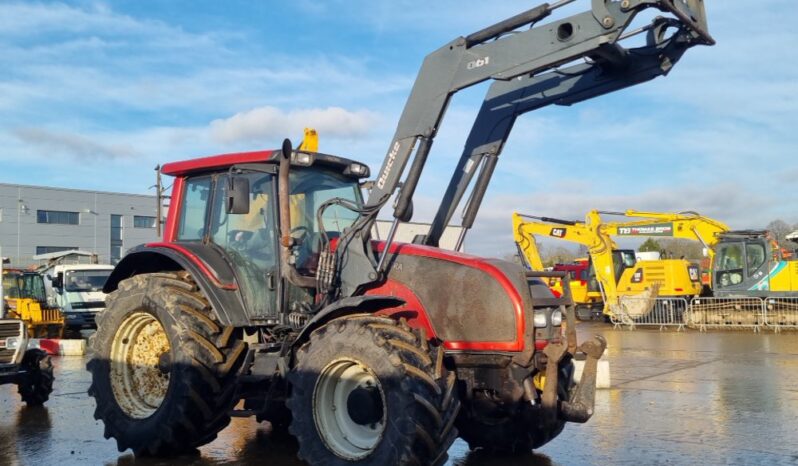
top-left (336, 0), bottom-right (713, 297)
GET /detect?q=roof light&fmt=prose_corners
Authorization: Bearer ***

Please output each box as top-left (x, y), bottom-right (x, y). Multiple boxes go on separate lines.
top-left (344, 162), bottom-right (370, 178)
top-left (291, 152), bottom-right (314, 166)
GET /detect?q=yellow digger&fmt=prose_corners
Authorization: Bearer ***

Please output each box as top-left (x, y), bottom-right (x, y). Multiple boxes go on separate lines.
top-left (2, 268), bottom-right (64, 338)
top-left (601, 210), bottom-right (798, 297)
top-left (513, 211), bottom-right (702, 321)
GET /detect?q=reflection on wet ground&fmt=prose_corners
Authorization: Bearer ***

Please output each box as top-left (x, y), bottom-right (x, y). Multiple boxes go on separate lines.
top-left (2, 323), bottom-right (798, 465)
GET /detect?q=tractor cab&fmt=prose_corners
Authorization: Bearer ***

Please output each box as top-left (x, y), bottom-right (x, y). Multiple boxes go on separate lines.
top-left (153, 149), bottom-right (369, 321)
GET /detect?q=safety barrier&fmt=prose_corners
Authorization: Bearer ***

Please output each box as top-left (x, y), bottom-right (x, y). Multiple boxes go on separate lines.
top-left (610, 298), bottom-right (690, 331)
top-left (763, 297), bottom-right (798, 332)
top-left (610, 296), bottom-right (798, 333)
top-left (687, 297), bottom-right (766, 332)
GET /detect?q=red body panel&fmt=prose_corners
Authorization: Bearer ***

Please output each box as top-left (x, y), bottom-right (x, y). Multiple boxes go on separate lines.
top-left (371, 241), bottom-right (527, 352)
top-left (161, 150), bottom-right (276, 177)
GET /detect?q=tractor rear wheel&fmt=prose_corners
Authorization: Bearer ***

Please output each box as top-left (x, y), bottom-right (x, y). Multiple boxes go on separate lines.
top-left (288, 315), bottom-right (459, 466)
top-left (86, 272), bottom-right (246, 456)
top-left (18, 349), bottom-right (54, 406)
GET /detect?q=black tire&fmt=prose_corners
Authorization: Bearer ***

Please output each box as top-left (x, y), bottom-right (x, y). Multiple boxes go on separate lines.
top-left (288, 315), bottom-right (459, 466)
top-left (457, 362), bottom-right (573, 453)
top-left (86, 272), bottom-right (247, 456)
top-left (18, 349), bottom-right (54, 406)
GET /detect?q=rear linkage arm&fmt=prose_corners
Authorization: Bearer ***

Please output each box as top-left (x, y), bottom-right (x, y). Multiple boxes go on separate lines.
top-left (336, 0), bottom-right (713, 297)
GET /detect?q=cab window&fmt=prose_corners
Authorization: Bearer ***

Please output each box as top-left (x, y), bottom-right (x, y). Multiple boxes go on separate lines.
top-left (745, 243), bottom-right (766, 275)
top-left (715, 242), bottom-right (744, 287)
top-left (178, 177), bottom-right (212, 240)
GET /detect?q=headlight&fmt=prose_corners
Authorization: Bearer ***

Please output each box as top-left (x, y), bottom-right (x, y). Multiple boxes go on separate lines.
top-left (291, 152), bottom-right (314, 166)
top-left (551, 310), bottom-right (563, 326)
top-left (344, 162), bottom-right (370, 178)
top-left (5, 337), bottom-right (19, 350)
top-left (533, 311), bottom-right (548, 328)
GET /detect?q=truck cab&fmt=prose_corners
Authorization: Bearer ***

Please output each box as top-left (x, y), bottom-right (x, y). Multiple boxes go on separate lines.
top-left (44, 264), bottom-right (114, 331)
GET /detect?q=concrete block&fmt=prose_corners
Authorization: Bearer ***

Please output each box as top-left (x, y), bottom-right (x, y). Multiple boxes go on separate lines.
top-left (28, 339), bottom-right (59, 355)
top-left (573, 359), bottom-right (611, 389)
top-left (27, 339), bottom-right (86, 356)
top-left (56, 339), bottom-right (86, 356)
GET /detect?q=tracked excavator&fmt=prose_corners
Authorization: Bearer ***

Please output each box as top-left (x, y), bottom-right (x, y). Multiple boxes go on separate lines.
top-left (602, 210), bottom-right (798, 297)
top-left (87, 2), bottom-right (712, 463)
top-left (513, 211), bottom-right (701, 320)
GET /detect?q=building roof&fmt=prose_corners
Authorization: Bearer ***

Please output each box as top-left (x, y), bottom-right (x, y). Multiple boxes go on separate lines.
top-left (0, 182), bottom-right (155, 199)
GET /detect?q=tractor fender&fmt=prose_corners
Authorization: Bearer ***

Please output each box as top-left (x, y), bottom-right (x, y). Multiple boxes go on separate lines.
top-left (293, 295), bottom-right (405, 347)
top-left (103, 244), bottom-right (247, 326)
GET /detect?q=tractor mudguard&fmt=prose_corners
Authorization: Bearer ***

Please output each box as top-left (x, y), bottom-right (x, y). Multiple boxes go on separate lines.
top-left (293, 295), bottom-right (405, 347)
top-left (103, 244), bottom-right (248, 326)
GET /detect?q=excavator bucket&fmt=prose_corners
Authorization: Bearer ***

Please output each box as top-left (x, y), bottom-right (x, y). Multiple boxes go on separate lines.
top-left (611, 283), bottom-right (661, 325)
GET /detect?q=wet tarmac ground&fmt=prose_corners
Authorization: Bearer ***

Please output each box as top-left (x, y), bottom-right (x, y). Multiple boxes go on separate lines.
top-left (2, 322), bottom-right (798, 466)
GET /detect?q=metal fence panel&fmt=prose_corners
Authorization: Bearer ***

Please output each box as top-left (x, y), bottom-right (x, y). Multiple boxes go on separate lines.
top-left (687, 297), bottom-right (766, 332)
top-left (764, 297), bottom-right (798, 332)
top-left (611, 297), bottom-right (690, 331)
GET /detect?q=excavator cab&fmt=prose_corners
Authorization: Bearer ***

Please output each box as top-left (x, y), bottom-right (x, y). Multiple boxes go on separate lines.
top-left (714, 232), bottom-right (779, 294)
top-left (585, 249), bottom-right (636, 293)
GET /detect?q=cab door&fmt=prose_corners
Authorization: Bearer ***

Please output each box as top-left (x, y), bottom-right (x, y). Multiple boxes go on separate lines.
top-left (207, 172), bottom-right (279, 319)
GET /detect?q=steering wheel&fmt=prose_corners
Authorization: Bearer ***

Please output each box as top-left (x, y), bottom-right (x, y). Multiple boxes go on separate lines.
top-left (228, 230), bottom-right (254, 252)
top-left (290, 225), bottom-right (311, 245)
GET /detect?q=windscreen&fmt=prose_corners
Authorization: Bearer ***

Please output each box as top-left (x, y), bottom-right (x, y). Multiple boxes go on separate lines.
top-left (2, 273), bottom-right (21, 298)
top-left (289, 169), bottom-right (361, 237)
top-left (65, 270), bottom-right (112, 292)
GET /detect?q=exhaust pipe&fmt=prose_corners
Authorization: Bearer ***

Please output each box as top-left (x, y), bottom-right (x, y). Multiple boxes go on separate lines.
top-left (278, 139), bottom-right (316, 289)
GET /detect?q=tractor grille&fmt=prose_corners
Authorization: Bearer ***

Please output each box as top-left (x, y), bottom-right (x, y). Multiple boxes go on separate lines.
top-left (0, 321), bottom-right (23, 365)
top-left (0, 349), bottom-right (15, 364)
top-left (0, 322), bottom-right (22, 338)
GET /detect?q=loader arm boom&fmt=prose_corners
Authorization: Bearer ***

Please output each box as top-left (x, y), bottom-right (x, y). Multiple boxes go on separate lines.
top-left (426, 13), bottom-right (709, 247)
top-left (336, 0), bottom-right (713, 297)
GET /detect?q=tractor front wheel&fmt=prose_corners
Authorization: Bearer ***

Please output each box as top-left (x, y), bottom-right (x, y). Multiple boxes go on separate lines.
top-left (86, 272), bottom-right (246, 456)
top-left (18, 349), bottom-right (54, 406)
top-left (288, 315), bottom-right (459, 466)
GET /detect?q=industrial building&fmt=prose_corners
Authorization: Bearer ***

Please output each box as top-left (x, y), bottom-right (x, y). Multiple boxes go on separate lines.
top-left (0, 183), bottom-right (160, 267)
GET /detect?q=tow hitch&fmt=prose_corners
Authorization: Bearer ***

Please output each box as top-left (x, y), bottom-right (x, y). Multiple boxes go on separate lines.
top-left (534, 270), bottom-right (607, 424)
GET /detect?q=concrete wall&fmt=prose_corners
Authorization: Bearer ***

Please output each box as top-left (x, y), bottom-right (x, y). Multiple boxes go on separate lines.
top-left (372, 220), bottom-right (463, 251)
top-left (0, 183), bottom-right (160, 267)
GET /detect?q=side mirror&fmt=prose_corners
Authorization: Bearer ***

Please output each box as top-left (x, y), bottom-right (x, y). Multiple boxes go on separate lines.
top-left (52, 272), bottom-right (64, 291)
top-left (227, 176), bottom-right (250, 215)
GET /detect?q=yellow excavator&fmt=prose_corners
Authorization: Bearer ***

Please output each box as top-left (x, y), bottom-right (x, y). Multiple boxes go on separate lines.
top-left (513, 211), bottom-right (702, 320)
top-left (601, 210), bottom-right (798, 297)
top-left (2, 268), bottom-right (64, 338)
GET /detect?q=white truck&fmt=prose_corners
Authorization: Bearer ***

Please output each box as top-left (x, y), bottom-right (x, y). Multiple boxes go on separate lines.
top-left (44, 263), bottom-right (114, 332)
top-left (32, 251), bottom-right (114, 332)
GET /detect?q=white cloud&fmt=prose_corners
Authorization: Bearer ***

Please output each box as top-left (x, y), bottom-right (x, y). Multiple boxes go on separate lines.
top-left (11, 127), bottom-right (139, 160)
top-left (210, 106), bottom-right (380, 144)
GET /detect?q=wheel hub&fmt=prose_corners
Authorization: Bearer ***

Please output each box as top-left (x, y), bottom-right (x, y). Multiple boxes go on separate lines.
top-left (346, 385), bottom-right (383, 426)
top-left (313, 358), bottom-right (386, 460)
top-left (109, 312), bottom-right (171, 419)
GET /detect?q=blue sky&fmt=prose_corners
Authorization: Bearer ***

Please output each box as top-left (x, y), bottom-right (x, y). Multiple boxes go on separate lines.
top-left (1, 1), bottom-right (797, 256)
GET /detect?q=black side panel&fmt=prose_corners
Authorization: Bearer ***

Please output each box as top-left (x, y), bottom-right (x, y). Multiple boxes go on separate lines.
top-left (104, 245), bottom-right (248, 327)
top-left (385, 255), bottom-right (516, 343)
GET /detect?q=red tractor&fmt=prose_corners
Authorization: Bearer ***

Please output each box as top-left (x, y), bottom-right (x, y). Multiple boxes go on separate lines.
top-left (87, 2), bottom-right (712, 464)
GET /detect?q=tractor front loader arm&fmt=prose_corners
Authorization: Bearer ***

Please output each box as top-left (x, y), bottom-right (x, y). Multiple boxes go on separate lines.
top-left (336, 0), bottom-right (713, 297)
